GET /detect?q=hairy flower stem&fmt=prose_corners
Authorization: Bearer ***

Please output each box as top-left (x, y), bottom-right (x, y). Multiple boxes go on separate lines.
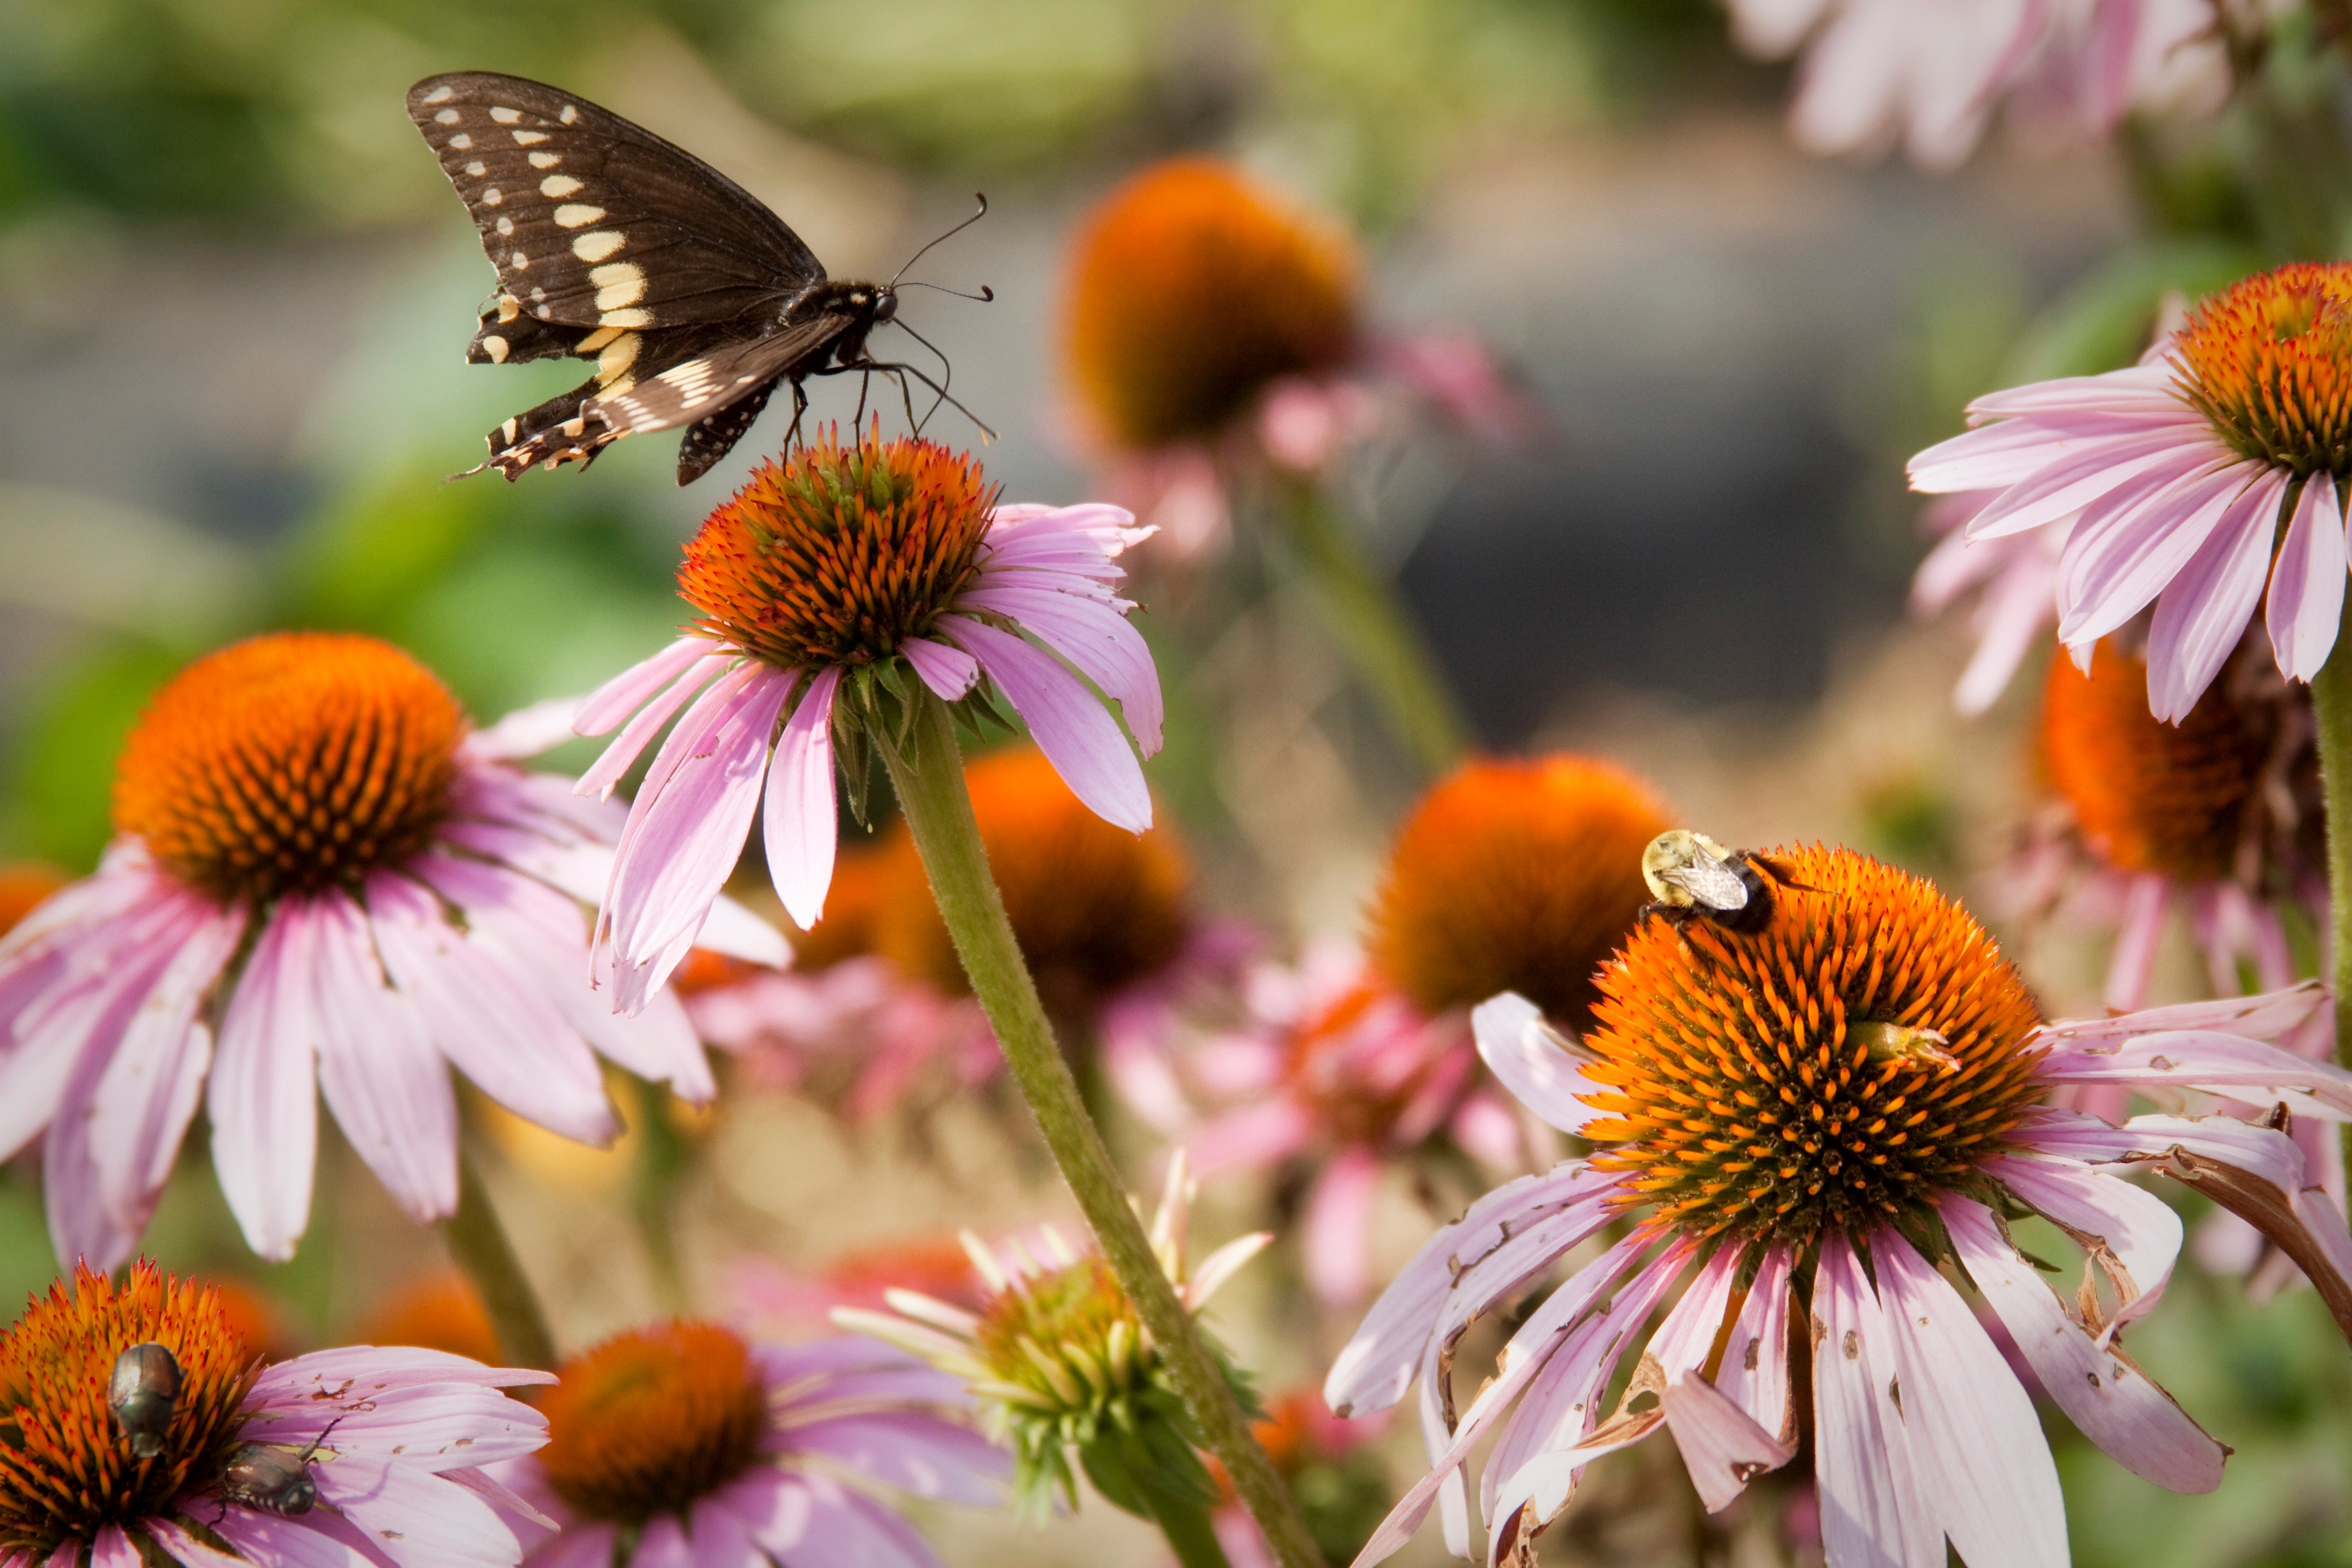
top-left (1144, 1484), bottom-right (1237, 1568)
top-left (1277, 482), bottom-right (1468, 777)
top-left (441, 1146), bottom-right (559, 1370)
top-left (878, 688), bottom-right (1325, 1568)
top-left (627, 1073), bottom-right (691, 1311)
top-left (2317, 609), bottom-right (2352, 1174)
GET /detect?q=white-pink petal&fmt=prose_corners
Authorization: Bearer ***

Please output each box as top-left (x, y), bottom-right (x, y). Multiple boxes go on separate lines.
top-left (763, 667), bottom-right (838, 931)
top-left (1470, 992), bottom-right (1601, 1135)
top-left (943, 617), bottom-right (1151, 834)
top-left (2146, 465), bottom-right (2290, 720)
top-left (208, 902), bottom-right (323, 1261)
top-left (309, 890), bottom-right (457, 1223)
top-left (1811, 1232), bottom-right (1942, 1568)
top-left (575, 635), bottom-right (709, 736)
top-left (2267, 473), bottom-right (2349, 681)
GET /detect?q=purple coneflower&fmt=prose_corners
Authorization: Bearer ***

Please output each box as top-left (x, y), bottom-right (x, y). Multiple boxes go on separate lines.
top-left (0, 632), bottom-right (775, 1267)
top-left (1331, 843), bottom-right (2352, 1568)
top-left (573, 428), bottom-right (1160, 1010)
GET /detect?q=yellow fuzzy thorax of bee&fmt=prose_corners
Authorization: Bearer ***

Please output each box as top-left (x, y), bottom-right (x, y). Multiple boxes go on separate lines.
top-left (1580, 845), bottom-right (2045, 1248)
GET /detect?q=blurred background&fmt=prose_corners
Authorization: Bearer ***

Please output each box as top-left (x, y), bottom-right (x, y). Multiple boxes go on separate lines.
top-left (3, 1), bottom-right (2349, 1564)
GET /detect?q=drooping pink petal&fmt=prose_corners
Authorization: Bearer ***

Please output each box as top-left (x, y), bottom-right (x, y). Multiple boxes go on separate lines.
top-left (1942, 1195), bottom-right (2224, 1492)
top-left (2035, 980), bottom-right (2323, 1044)
top-left (763, 667), bottom-right (838, 931)
top-left (1811, 1232), bottom-right (1943, 1568)
top-left (210, 1505), bottom-right (378, 1568)
top-left (309, 890), bottom-right (458, 1223)
top-left (783, 1416), bottom-right (1007, 1505)
top-left (466, 698), bottom-right (585, 762)
top-left (1954, 544), bottom-right (2060, 715)
top-left (1872, 1226), bottom-right (2067, 1568)
top-left (576, 636), bottom-right (710, 736)
top-left (311, 1460), bottom-right (523, 1568)
top-left (1988, 1153), bottom-right (2181, 1331)
top-left (2146, 466), bottom-right (2291, 719)
top-left (1301, 1146), bottom-right (1382, 1305)
top-left (208, 902), bottom-right (323, 1262)
top-left (954, 581), bottom-right (1162, 753)
top-left (2267, 473), bottom-right (2348, 681)
top-left (1182, 1098), bottom-right (1316, 1176)
top-left (2033, 1026), bottom-right (2352, 1118)
top-left (577, 653), bottom-right (735, 802)
top-left (2104, 872), bottom-right (2170, 1013)
top-left (942, 617), bottom-right (1150, 833)
top-left (2055, 455), bottom-right (2252, 648)
top-left (1971, 424), bottom-right (2222, 541)
top-left (897, 637), bottom-right (979, 701)
top-left (1714, 1243), bottom-right (1794, 1443)
top-left (1660, 1372), bottom-right (1795, 1513)
top-left (1471, 992), bottom-right (1601, 1134)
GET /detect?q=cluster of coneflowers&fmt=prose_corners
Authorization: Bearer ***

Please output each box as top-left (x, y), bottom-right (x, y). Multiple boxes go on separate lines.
top-left (12, 121), bottom-right (2352, 1568)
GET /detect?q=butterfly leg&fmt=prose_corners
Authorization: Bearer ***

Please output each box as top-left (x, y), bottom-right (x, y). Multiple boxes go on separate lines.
top-left (783, 378), bottom-right (810, 451)
top-left (836, 361), bottom-right (996, 444)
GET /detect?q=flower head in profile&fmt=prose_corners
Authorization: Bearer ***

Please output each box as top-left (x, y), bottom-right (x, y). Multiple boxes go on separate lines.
top-left (0, 632), bottom-right (767, 1268)
top-left (495, 1320), bottom-right (1000, 1568)
top-left (1061, 159), bottom-right (1525, 557)
top-left (1728, 0), bottom-right (2224, 169)
top-left (575, 427), bottom-right (1162, 1010)
top-left (0, 1260), bottom-right (552, 1568)
top-left (1333, 844), bottom-right (2352, 1568)
top-left (833, 1158), bottom-right (1268, 1524)
top-left (1912, 263), bottom-right (2352, 719)
top-left (1137, 756), bottom-right (1667, 1304)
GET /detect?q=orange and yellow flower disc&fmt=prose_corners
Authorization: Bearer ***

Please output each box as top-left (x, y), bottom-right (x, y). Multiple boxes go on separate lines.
top-left (538, 1321), bottom-right (767, 1524)
top-left (2174, 261), bottom-right (2352, 475)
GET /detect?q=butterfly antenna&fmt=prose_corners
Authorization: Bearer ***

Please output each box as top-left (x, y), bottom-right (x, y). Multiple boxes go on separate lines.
top-left (898, 281), bottom-right (995, 303)
top-left (887, 194), bottom-right (992, 291)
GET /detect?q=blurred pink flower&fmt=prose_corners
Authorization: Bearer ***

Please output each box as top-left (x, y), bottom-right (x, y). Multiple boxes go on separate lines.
top-left (1910, 487), bottom-right (2063, 713)
top-left (0, 634), bottom-right (773, 1270)
top-left (1911, 264), bottom-right (2352, 721)
top-left (573, 432), bottom-right (1160, 1011)
top-left (1729, 0), bottom-right (2225, 169)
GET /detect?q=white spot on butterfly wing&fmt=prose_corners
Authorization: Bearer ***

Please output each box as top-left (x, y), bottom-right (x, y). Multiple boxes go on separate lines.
top-left (490, 107), bottom-right (523, 124)
top-left (513, 130), bottom-right (551, 146)
top-left (560, 104), bottom-right (580, 123)
top-left (554, 205), bottom-right (605, 229)
top-left (496, 295), bottom-right (520, 322)
top-left (540, 176), bottom-right (583, 198)
top-left (599, 307), bottom-right (654, 329)
top-left (483, 336), bottom-right (509, 363)
top-left (421, 85), bottom-right (455, 104)
top-left (592, 262), bottom-right (645, 309)
top-left (571, 231), bottom-right (625, 263)
top-left (464, 161), bottom-right (485, 176)
top-left (597, 332), bottom-right (642, 382)
top-left (448, 133), bottom-right (472, 150)
top-left (433, 108), bottom-right (460, 124)
top-left (528, 152), bottom-right (560, 169)
top-left (578, 325), bottom-right (625, 352)
top-left (483, 188), bottom-right (503, 206)
top-left (511, 252), bottom-right (529, 268)
top-left (495, 216), bottom-right (513, 236)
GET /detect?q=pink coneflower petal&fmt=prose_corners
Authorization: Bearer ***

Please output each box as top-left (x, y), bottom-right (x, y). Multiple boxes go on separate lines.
top-left (763, 668), bottom-right (839, 931)
top-left (1183, 1098), bottom-right (1317, 1175)
top-left (1470, 993), bottom-right (1602, 1134)
top-left (310, 889), bottom-right (457, 1223)
top-left (466, 698), bottom-right (589, 763)
top-left (207, 902), bottom-right (322, 1262)
top-left (1873, 1226), bottom-right (2067, 1567)
top-left (2035, 1026), bottom-right (2352, 1115)
top-left (898, 637), bottom-right (980, 700)
top-left (1986, 1153), bottom-right (2181, 1329)
top-left (2147, 466), bottom-right (2291, 720)
top-left (576, 636), bottom-right (709, 736)
top-left (311, 1459), bottom-right (523, 1568)
top-left (1811, 1232), bottom-right (1943, 1568)
top-left (2267, 474), bottom-right (2349, 681)
top-left (941, 617), bottom-right (1152, 833)
top-left (2105, 870), bottom-right (2168, 1012)
top-left (955, 580), bottom-right (1163, 752)
top-left (1302, 1146), bottom-right (1381, 1303)
top-left (577, 653), bottom-right (733, 801)
top-left (1942, 1195), bottom-right (2224, 1491)
top-left (2056, 456), bottom-right (2249, 647)
top-left (782, 1416), bottom-right (1006, 1506)
top-left (1974, 425), bottom-right (2222, 541)
top-left (1716, 1243), bottom-right (1794, 1440)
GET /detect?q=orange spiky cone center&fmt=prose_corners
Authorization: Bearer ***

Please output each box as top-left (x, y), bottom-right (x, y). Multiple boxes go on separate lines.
top-left (2041, 640), bottom-right (2274, 883)
top-left (0, 1262), bottom-right (262, 1555)
top-left (537, 1321), bottom-right (766, 1524)
top-left (1367, 756), bottom-right (1671, 1027)
top-left (677, 427), bottom-right (999, 672)
top-left (874, 750), bottom-right (1188, 1022)
top-left (1064, 158), bottom-right (1359, 450)
top-left (112, 632), bottom-right (465, 905)
top-left (1581, 845), bottom-right (2044, 1248)
top-left (2174, 262), bottom-right (2352, 475)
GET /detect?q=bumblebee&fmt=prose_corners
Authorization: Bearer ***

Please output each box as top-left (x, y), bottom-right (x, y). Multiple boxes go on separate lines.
top-left (1638, 831), bottom-right (1794, 935)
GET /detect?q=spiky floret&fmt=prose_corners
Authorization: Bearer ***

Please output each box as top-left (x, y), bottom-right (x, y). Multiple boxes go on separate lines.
top-left (2174, 263), bottom-right (2352, 477)
top-left (677, 426), bottom-right (1000, 671)
top-left (1367, 756), bottom-right (1670, 1026)
top-left (873, 749), bottom-right (1188, 1019)
top-left (1064, 159), bottom-right (1358, 449)
top-left (2041, 639), bottom-right (2274, 883)
top-left (536, 1322), bottom-right (766, 1524)
top-left (1580, 845), bottom-right (2044, 1247)
top-left (0, 1263), bottom-right (261, 1556)
top-left (112, 632), bottom-right (464, 905)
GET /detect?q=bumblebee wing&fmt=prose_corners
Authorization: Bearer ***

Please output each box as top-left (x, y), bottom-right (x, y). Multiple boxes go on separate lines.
top-left (1660, 860), bottom-right (1751, 913)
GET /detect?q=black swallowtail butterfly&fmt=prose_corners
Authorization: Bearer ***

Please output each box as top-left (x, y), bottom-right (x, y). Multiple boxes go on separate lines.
top-left (406, 71), bottom-right (989, 485)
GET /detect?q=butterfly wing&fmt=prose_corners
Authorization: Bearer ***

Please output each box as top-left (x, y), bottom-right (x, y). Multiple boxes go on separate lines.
top-left (407, 72), bottom-right (822, 342)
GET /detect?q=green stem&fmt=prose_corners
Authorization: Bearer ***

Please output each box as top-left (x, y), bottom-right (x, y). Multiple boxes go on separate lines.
top-left (627, 1073), bottom-right (690, 1311)
top-left (2311, 599), bottom-right (2352, 1177)
top-left (441, 1147), bottom-right (559, 1370)
top-left (876, 689), bottom-right (1326, 1568)
top-left (1276, 483), bottom-right (1469, 777)
top-left (1139, 1484), bottom-right (1237, 1568)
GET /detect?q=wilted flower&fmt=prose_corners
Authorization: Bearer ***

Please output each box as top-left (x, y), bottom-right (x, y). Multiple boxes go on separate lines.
top-left (0, 632), bottom-right (771, 1267)
top-left (496, 1320), bottom-right (1002, 1568)
top-left (574, 427), bottom-right (1161, 1009)
top-left (0, 1260), bottom-right (552, 1568)
top-left (833, 1157), bottom-right (1268, 1525)
top-left (1728, 0), bottom-right (2225, 169)
top-left (1127, 756), bottom-right (1667, 1303)
top-left (1911, 263), bottom-right (2352, 719)
top-left (1333, 844), bottom-right (2352, 1567)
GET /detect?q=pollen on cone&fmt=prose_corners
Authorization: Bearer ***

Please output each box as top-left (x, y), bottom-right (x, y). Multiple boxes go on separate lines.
top-left (1063, 158), bottom-right (1358, 449)
top-left (2175, 262), bottom-right (2352, 474)
top-left (111, 632), bottom-right (465, 905)
top-left (2041, 639), bottom-right (2270, 882)
top-left (1580, 845), bottom-right (2043, 1247)
top-left (1367, 756), bottom-right (1670, 1026)
top-left (872, 748), bottom-right (1188, 1023)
